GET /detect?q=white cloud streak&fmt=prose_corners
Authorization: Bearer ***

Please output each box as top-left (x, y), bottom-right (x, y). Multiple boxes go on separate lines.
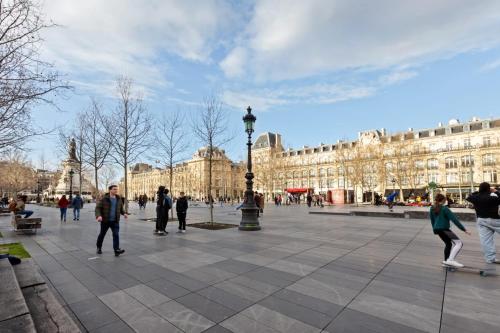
top-left (221, 0), bottom-right (500, 81)
top-left (41, 0), bottom-right (237, 94)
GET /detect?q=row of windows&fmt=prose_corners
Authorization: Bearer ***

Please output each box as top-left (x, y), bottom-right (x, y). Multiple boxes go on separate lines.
top-left (275, 154), bottom-right (496, 177)
top-left (274, 169), bottom-right (498, 187)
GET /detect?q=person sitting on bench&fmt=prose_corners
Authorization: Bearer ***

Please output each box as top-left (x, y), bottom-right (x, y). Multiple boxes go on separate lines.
top-left (15, 195), bottom-right (33, 218)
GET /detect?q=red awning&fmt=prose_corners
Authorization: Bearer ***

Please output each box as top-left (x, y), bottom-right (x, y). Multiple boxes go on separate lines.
top-left (285, 188), bottom-right (310, 194)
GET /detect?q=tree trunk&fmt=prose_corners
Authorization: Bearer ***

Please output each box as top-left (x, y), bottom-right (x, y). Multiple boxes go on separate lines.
top-left (94, 166), bottom-right (99, 198)
top-left (170, 166), bottom-right (174, 219)
top-left (209, 150), bottom-right (213, 224)
top-left (124, 162), bottom-right (128, 212)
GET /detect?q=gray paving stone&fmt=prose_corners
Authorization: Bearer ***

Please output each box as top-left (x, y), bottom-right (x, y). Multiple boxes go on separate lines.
top-left (146, 278), bottom-right (191, 299)
top-left (184, 266), bottom-right (237, 284)
top-left (324, 308), bottom-right (427, 333)
top-left (154, 268), bottom-right (211, 291)
top-left (440, 312), bottom-right (500, 333)
top-left (243, 267), bottom-right (301, 288)
top-left (197, 286), bottom-right (254, 312)
top-left (228, 275), bottom-right (282, 295)
top-left (68, 296), bottom-right (120, 331)
top-left (273, 289), bottom-right (343, 318)
top-left (201, 324), bottom-right (234, 333)
top-left (220, 313), bottom-right (281, 333)
top-left (348, 293), bottom-right (440, 333)
top-left (152, 300), bottom-right (215, 333)
top-left (209, 259), bottom-right (261, 274)
top-left (54, 280), bottom-right (95, 305)
top-left (212, 280), bottom-right (269, 302)
top-left (45, 270), bottom-right (77, 286)
top-left (124, 284), bottom-right (171, 307)
top-left (176, 292), bottom-right (236, 323)
top-left (239, 304), bottom-right (319, 333)
top-left (5, 204), bottom-right (496, 331)
top-left (99, 271), bottom-right (140, 290)
top-left (89, 320), bottom-right (134, 333)
top-left (286, 277), bottom-right (360, 306)
top-left (259, 295), bottom-right (332, 329)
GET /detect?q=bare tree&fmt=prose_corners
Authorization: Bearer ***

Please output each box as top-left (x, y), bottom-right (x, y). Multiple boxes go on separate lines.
top-left (99, 165), bottom-right (117, 193)
top-left (154, 110), bottom-right (190, 217)
top-left (192, 96), bottom-right (233, 224)
top-left (0, 149), bottom-right (35, 196)
top-left (105, 76), bottom-right (152, 211)
top-left (82, 98), bottom-right (110, 197)
top-left (0, 0), bottom-right (69, 152)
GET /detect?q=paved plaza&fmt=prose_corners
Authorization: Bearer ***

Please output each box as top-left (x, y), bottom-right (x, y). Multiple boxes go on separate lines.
top-left (1, 203), bottom-right (499, 333)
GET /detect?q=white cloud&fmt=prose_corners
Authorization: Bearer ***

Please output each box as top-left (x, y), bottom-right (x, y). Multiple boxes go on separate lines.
top-left (221, 0), bottom-right (500, 81)
top-left (41, 0), bottom-right (237, 94)
top-left (220, 47), bottom-right (248, 78)
top-left (222, 69), bottom-right (418, 110)
top-left (480, 58), bottom-right (500, 71)
top-left (379, 70), bottom-right (418, 85)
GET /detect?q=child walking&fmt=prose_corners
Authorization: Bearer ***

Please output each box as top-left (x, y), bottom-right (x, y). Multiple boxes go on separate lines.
top-left (430, 193), bottom-right (471, 267)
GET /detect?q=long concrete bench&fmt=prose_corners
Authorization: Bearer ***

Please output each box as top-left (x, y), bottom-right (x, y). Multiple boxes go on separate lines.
top-left (14, 259), bottom-right (81, 333)
top-left (0, 258), bottom-right (36, 333)
top-left (310, 209), bottom-right (477, 221)
top-left (0, 258), bottom-right (81, 333)
top-left (11, 214), bottom-right (42, 234)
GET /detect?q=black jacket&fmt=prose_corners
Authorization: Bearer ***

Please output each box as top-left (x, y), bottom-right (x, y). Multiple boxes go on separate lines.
top-left (466, 191), bottom-right (500, 219)
top-left (176, 197), bottom-right (188, 214)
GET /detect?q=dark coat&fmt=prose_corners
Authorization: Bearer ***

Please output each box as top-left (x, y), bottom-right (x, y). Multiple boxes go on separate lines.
top-left (95, 194), bottom-right (125, 223)
top-left (467, 190), bottom-right (500, 219)
top-left (176, 197), bottom-right (188, 214)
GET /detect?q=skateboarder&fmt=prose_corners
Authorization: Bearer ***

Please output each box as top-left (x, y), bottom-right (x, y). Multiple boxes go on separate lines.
top-left (430, 193), bottom-right (471, 268)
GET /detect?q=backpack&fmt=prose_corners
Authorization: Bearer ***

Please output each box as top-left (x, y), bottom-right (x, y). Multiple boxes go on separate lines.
top-left (164, 196), bottom-right (172, 210)
top-left (8, 201), bottom-right (17, 212)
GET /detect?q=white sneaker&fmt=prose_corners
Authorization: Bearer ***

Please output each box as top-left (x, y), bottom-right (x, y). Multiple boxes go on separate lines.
top-left (441, 261), bottom-right (448, 267)
top-left (445, 260), bottom-right (464, 268)
top-left (181, 230), bottom-right (186, 233)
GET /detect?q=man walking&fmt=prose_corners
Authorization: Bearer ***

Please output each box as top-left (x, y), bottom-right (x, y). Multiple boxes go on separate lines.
top-left (466, 182), bottom-right (500, 264)
top-left (72, 193), bottom-right (83, 221)
top-left (95, 185), bottom-right (127, 256)
top-left (176, 191), bottom-right (188, 233)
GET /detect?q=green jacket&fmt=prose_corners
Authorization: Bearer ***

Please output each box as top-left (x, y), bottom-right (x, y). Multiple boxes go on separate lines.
top-left (95, 194), bottom-right (125, 223)
top-left (429, 205), bottom-right (466, 234)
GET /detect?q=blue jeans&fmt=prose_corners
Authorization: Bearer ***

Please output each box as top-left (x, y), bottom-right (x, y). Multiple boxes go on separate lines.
top-left (73, 208), bottom-right (80, 220)
top-left (60, 208), bottom-right (67, 221)
top-left (17, 210), bottom-right (33, 218)
top-left (477, 217), bottom-right (500, 263)
top-left (96, 222), bottom-right (120, 250)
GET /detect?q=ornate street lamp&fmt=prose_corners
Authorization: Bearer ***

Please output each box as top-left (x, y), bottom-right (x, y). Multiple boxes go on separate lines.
top-left (36, 180), bottom-right (41, 203)
top-left (69, 168), bottom-right (75, 201)
top-left (240, 106), bottom-right (260, 231)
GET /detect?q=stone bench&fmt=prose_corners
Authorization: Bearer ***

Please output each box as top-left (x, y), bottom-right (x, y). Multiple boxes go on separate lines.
top-left (0, 258), bottom-right (36, 332)
top-left (0, 258), bottom-right (81, 333)
top-left (11, 214), bottom-right (42, 234)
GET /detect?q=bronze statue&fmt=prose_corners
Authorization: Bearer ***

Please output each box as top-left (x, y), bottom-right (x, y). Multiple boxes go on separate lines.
top-left (68, 138), bottom-right (78, 160)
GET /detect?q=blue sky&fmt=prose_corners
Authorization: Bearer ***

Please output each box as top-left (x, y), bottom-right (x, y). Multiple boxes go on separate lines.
top-left (31, 0), bottom-right (500, 169)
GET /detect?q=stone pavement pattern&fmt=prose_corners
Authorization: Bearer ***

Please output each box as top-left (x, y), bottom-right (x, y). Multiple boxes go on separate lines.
top-left (1, 203), bottom-right (499, 333)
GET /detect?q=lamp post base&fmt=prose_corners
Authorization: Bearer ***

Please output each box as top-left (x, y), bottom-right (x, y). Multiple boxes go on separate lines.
top-left (239, 206), bottom-right (260, 231)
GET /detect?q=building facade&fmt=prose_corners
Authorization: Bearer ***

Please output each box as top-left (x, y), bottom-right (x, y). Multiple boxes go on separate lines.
top-left (252, 118), bottom-right (500, 204)
top-left (126, 117), bottom-right (499, 204)
top-left (127, 147), bottom-right (246, 201)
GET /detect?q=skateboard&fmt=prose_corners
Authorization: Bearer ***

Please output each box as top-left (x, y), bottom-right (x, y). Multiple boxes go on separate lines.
top-left (443, 264), bottom-right (496, 277)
